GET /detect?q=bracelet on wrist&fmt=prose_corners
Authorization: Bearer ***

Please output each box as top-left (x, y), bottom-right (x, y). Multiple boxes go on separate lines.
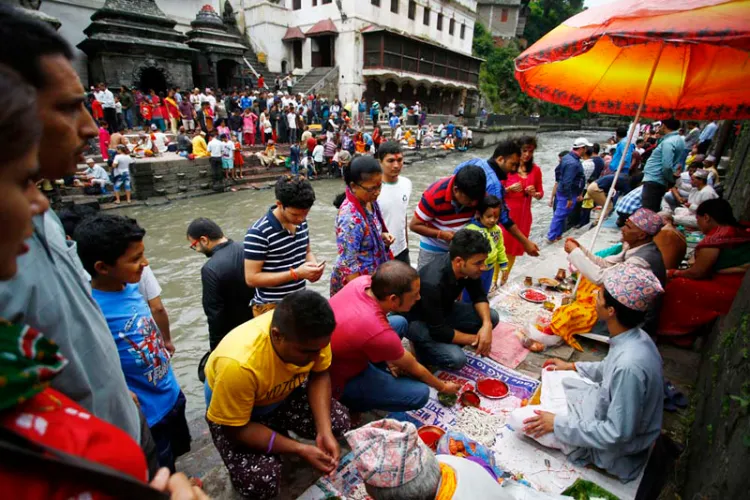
top-left (290, 267), bottom-right (299, 280)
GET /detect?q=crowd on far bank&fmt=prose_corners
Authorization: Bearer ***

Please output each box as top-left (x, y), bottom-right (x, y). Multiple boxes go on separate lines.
top-left (2, 5), bottom-right (750, 500)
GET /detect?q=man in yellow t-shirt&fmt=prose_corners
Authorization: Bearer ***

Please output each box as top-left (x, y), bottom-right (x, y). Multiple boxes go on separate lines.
top-left (204, 290), bottom-right (350, 499)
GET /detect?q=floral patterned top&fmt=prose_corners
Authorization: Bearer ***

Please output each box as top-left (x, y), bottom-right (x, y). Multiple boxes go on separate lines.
top-left (330, 190), bottom-right (391, 297)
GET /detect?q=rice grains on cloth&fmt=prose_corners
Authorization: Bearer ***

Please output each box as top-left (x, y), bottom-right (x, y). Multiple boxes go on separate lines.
top-left (453, 406), bottom-right (505, 448)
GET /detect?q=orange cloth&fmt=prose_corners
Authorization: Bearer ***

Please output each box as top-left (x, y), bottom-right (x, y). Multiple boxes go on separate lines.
top-left (550, 277), bottom-right (599, 351)
top-left (435, 463), bottom-right (458, 500)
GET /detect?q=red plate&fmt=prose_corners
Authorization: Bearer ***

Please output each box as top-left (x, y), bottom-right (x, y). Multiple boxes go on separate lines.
top-left (519, 288), bottom-right (547, 303)
top-left (476, 378), bottom-right (509, 399)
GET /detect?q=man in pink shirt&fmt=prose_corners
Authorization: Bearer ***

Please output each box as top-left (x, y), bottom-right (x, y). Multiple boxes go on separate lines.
top-left (329, 261), bottom-right (460, 412)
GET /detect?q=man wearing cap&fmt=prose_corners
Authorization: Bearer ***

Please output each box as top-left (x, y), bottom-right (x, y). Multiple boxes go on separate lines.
top-left (665, 160), bottom-right (700, 210)
top-left (673, 169), bottom-right (718, 227)
top-left (520, 264), bottom-right (664, 481)
top-left (83, 158), bottom-right (111, 193)
top-left (546, 138), bottom-right (589, 242)
top-left (346, 419), bottom-right (508, 499)
top-left (565, 207), bottom-right (666, 333)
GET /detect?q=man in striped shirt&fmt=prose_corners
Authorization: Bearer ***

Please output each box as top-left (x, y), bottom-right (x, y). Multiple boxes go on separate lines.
top-left (409, 165), bottom-right (487, 270)
top-left (245, 176), bottom-right (325, 316)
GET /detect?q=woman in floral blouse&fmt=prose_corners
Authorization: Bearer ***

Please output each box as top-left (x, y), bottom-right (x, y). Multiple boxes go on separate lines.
top-left (330, 156), bottom-right (394, 296)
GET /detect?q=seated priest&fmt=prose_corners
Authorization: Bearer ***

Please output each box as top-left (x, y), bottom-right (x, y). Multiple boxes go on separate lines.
top-left (203, 290), bottom-right (351, 499)
top-left (406, 229), bottom-right (500, 370)
top-left (329, 260), bottom-right (461, 413)
top-left (518, 264), bottom-right (664, 482)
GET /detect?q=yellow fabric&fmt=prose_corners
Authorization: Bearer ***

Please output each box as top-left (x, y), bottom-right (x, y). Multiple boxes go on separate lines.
top-left (205, 312), bottom-right (332, 426)
top-left (550, 277), bottom-right (599, 351)
top-left (192, 136), bottom-right (209, 157)
top-left (435, 463), bottom-right (458, 500)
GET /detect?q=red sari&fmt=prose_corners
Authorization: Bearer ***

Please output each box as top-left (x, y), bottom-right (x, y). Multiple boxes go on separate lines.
top-left (501, 164), bottom-right (543, 256)
top-left (658, 225), bottom-right (750, 344)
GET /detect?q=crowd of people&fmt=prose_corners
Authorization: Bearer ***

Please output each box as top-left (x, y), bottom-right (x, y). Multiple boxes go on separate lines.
top-left (0, 5), bottom-right (748, 500)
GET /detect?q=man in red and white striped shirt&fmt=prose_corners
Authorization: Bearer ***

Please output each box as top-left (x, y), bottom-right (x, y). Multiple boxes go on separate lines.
top-left (409, 165), bottom-right (486, 270)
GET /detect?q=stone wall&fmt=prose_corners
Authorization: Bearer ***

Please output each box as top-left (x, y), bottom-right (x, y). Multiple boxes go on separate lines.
top-left (90, 53), bottom-right (194, 91)
top-left (724, 122), bottom-right (750, 221)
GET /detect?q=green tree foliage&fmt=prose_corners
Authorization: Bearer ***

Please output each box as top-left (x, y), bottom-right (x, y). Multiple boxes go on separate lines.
top-left (473, 1), bottom-right (587, 118)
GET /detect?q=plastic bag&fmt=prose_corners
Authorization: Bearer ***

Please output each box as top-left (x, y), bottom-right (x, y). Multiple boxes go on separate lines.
top-left (436, 431), bottom-right (506, 480)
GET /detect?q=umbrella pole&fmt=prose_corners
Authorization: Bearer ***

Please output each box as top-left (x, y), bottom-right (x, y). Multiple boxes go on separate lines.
top-left (571, 41), bottom-right (665, 297)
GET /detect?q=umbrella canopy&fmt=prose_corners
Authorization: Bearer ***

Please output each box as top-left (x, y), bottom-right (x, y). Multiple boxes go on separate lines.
top-left (515, 0), bottom-right (750, 120)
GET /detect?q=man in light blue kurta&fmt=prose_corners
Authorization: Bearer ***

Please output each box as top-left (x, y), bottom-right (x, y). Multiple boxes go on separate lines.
top-left (522, 264), bottom-right (664, 481)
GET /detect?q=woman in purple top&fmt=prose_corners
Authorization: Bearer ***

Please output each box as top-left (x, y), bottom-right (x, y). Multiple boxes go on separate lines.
top-left (330, 157), bottom-right (393, 297)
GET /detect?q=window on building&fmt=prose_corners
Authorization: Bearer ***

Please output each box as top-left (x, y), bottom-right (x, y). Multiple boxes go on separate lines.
top-left (501, 8), bottom-right (509, 22)
top-left (371, 0), bottom-right (380, 6)
top-left (391, 0), bottom-right (399, 14)
top-left (322, 0), bottom-right (332, 3)
top-left (293, 0), bottom-right (301, 10)
top-left (460, 23), bottom-right (466, 39)
top-left (312, 0), bottom-right (317, 6)
top-left (408, 0), bottom-right (416, 20)
top-left (449, 18), bottom-right (455, 35)
top-left (423, 7), bottom-right (430, 25)
top-left (437, 13), bottom-right (443, 31)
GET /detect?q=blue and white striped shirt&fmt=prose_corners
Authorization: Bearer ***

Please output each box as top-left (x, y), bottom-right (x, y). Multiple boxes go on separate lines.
top-left (244, 207), bottom-right (309, 305)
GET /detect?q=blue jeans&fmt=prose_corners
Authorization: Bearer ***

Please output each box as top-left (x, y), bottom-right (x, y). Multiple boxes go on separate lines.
top-left (340, 316), bottom-right (429, 412)
top-left (547, 194), bottom-right (574, 241)
top-left (406, 303), bottom-right (500, 370)
top-left (124, 108), bottom-right (134, 129)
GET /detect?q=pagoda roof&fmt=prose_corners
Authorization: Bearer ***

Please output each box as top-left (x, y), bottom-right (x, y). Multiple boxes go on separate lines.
top-left (306, 19), bottom-right (338, 37)
top-left (282, 26), bottom-right (306, 41)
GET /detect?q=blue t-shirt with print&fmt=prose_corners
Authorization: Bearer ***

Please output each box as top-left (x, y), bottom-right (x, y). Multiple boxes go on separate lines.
top-left (93, 283), bottom-right (180, 427)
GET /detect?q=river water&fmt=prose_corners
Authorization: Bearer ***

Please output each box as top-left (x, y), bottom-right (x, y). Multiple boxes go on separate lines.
top-left (118, 129), bottom-right (609, 421)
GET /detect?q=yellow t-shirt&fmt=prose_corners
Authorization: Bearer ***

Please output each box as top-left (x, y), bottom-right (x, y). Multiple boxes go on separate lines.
top-left (192, 136), bottom-right (209, 157)
top-left (205, 312), bottom-right (332, 426)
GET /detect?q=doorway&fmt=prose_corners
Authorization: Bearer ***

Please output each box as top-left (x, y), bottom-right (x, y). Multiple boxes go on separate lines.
top-left (217, 59), bottom-right (239, 90)
top-left (311, 35), bottom-right (334, 68)
top-left (293, 40), bottom-right (303, 69)
top-left (139, 67), bottom-right (167, 94)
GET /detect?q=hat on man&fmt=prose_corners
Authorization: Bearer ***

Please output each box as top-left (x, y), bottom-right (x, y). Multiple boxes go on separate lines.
top-left (705, 155), bottom-right (716, 163)
top-left (150, 124), bottom-right (157, 130)
top-left (693, 169), bottom-right (709, 180)
top-left (628, 208), bottom-right (664, 236)
top-left (345, 419), bottom-right (431, 488)
top-left (573, 137), bottom-right (593, 148)
top-left (691, 154), bottom-right (706, 165)
top-left (603, 264), bottom-right (664, 312)
top-left (85, 158), bottom-right (95, 165)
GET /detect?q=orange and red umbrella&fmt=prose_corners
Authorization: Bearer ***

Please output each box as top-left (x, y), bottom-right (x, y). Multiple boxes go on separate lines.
top-left (515, 0), bottom-right (750, 120)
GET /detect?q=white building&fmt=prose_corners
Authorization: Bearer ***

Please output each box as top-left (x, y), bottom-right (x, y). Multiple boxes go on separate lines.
top-left (39, 0), bottom-right (482, 114)
top-left (476, 0), bottom-right (529, 40)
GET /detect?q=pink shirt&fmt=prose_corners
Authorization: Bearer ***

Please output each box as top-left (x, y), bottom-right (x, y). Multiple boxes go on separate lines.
top-left (329, 276), bottom-right (405, 396)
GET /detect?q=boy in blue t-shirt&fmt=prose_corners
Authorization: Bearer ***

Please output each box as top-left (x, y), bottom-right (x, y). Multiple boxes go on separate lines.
top-left (74, 214), bottom-right (190, 472)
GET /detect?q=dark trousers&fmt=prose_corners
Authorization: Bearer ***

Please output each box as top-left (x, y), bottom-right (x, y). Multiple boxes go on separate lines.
top-left (103, 107), bottom-right (118, 132)
top-left (394, 248), bottom-right (411, 265)
top-left (210, 157), bottom-right (223, 190)
top-left (150, 391), bottom-right (191, 473)
top-left (208, 387), bottom-right (350, 499)
top-left (641, 181), bottom-right (667, 212)
top-left (406, 303), bottom-right (500, 370)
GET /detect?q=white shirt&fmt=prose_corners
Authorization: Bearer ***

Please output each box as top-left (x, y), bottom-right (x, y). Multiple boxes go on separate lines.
top-left (676, 171), bottom-right (695, 198)
top-left (581, 158), bottom-right (596, 180)
top-left (378, 175), bottom-right (412, 256)
top-left (394, 127), bottom-right (404, 141)
top-left (86, 164), bottom-right (110, 181)
top-left (287, 112), bottom-right (297, 129)
top-left (207, 138), bottom-right (223, 157)
top-left (688, 184), bottom-right (718, 213)
top-left (312, 144), bottom-right (324, 163)
top-left (221, 140), bottom-right (235, 159)
top-left (190, 93), bottom-right (202, 111)
top-left (112, 154), bottom-right (133, 177)
top-left (95, 89), bottom-right (115, 108)
top-left (388, 102), bottom-right (396, 113)
top-left (152, 132), bottom-right (168, 152)
top-left (206, 94), bottom-right (217, 112)
top-left (138, 266), bottom-right (162, 301)
top-left (115, 102), bottom-right (123, 114)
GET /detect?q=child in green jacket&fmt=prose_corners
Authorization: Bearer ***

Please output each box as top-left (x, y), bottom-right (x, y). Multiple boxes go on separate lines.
top-left (464, 195), bottom-right (509, 299)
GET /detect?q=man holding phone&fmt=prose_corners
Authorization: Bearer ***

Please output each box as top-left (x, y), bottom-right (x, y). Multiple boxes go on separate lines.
top-left (245, 175), bottom-right (325, 316)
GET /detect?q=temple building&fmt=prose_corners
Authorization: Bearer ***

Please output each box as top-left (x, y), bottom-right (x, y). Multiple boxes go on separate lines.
top-left (38, 0), bottom-right (485, 113)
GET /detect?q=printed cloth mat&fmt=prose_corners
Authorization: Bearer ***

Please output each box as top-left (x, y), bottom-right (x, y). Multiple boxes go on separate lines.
top-left (490, 321), bottom-right (530, 369)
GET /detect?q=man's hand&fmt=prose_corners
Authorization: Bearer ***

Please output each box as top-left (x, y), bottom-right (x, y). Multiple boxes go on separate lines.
top-left (164, 340), bottom-right (176, 356)
top-left (300, 443), bottom-right (337, 474)
top-left (523, 240), bottom-right (540, 257)
top-left (564, 238), bottom-right (580, 254)
top-left (548, 197), bottom-right (554, 208)
top-left (507, 182), bottom-right (523, 193)
top-left (522, 410), bottom-right (556, 438)
top-left (566, 199), bottom-right (574, 209)
top-left (129, 390), bottom-right (140, 408)
top-left (316, 431), bottom-right (341, 469)
top-left (473, 323), bottom-right (493, 357)
top-left (296, 262), bottom-right (325, 281)
top-left (543, 358), bottom-right (575, 371)
top-left (149, 468), bottom-right (209, 500)
top-left (382, 232), bottom-right (395, 247)
top-left (440, 381), bottom-right (462, 394)
top-left (441, 230), bottom-right (455, 242)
